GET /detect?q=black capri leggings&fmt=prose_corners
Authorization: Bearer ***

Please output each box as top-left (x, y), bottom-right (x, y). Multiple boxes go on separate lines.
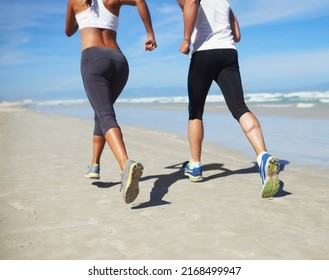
top-left (187, 48), bottom-right (250, 121)
top-left (81, 47), bottom-right (129, 136)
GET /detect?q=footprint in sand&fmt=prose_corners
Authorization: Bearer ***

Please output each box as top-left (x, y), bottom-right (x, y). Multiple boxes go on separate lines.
top-left (9, 201), bottom-right (36, 217)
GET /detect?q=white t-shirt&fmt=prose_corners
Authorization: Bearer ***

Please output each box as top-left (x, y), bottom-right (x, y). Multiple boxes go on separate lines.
top-left (191, 0), bottom-right (236, 53)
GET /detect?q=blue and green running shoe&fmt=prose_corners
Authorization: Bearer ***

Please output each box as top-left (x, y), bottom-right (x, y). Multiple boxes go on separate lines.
top-left (184, 161), bottom-right (203, 182)
top-left (259, 153), bottom-right (280, 198)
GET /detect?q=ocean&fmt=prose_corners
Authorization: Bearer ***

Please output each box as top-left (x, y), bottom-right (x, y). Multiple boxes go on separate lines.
top-left (3, 90), bottom-right (329, 171)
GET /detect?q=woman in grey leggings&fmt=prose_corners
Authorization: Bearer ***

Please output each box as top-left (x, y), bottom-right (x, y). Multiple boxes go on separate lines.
top-left (65, 0), bottom-right (157, 203)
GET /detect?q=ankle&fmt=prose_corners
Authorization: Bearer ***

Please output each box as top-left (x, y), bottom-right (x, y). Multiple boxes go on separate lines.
top-left (257, 151), bottom-right (267, 167)
top-left (189, 160), bottom-right (201, 168)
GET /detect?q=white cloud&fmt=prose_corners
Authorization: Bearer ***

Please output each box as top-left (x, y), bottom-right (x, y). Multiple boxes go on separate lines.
top-left (1, 0), bottom-right (328, 100)
top-left (230, 0), bottom-right (329, 26)
top-left (0, 1), bottom-right (63, 31)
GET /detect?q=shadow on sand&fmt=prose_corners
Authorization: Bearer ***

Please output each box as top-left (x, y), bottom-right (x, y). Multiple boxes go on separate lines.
top-left (131, 159), bottom-right (291, 209)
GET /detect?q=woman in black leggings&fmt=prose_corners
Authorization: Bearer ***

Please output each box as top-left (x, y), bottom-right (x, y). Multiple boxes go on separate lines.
top-left (178, 0), bottom-right (280, 198)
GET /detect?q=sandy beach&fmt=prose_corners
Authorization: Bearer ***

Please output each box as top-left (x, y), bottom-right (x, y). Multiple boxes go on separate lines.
top-left (0, 106), bottom-right (328, 260)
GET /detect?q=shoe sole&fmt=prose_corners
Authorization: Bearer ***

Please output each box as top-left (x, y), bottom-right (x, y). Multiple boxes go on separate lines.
top-left (85, 173), bottom-right (100, 179)
top-left (184, 171), bottom-right (203, 182)
top-left (261, 157), bottom-right (280, 198)
top-left (123, 162), bottom-right (144, 204)
top-left (189, 177), bottom-right (204, 182)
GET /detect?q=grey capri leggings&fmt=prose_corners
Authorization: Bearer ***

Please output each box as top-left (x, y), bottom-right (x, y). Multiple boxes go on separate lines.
top-left (188, 48), bottom-right (250, 121)
top-left (81, 47), bottom-right (129, 136)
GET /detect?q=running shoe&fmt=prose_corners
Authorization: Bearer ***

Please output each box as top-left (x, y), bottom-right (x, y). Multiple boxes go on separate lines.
top-left (120, 160), bottom-right (144, 204)
top-left (259, 153), bottom-right (280, 198)
top-left (85, 164), bottom-right (100, 179)
top-left (184, 161), bottom-right (203, 182)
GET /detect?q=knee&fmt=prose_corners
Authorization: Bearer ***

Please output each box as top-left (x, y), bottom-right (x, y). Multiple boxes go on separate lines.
top-left (189, 105), bottom-right (204, 120)
top-left (189, 113), bottom-right (203, 121)
top-left (230, 104), bottom-right (250, 121)
top-left (93, 135), bottom-right (106, 143)
top-left (93, 125), bottom-right (104, 136)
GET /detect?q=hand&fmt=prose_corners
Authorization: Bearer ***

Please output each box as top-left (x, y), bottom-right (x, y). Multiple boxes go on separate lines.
top-left (179, 39), bottom-right (190, 55)
top-left (144, 36), bottom-right (157, 51)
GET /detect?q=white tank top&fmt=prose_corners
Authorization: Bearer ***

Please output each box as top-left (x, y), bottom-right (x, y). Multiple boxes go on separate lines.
top-left (192, 0), bottom-right (236, 53)
top-left (75, 0), bottom-right (119, 32)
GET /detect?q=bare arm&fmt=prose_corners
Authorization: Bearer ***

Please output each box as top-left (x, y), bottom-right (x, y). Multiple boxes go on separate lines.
top-left (65, 0), bottom-right (78, 37)
top-left (177, 0), bottom-right (198, 55)
top-left (230, 9), bottom-right (241, 43)
top-left (121, 0), bottom-right (157, 51)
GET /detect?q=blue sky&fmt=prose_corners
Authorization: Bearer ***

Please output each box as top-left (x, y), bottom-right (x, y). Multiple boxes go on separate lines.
top-left (0, 0), bottom-right (329, 101)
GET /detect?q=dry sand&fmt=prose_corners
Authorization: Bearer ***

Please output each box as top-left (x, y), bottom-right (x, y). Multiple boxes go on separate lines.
top-left (0, 107), bottom-right (328, 260)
